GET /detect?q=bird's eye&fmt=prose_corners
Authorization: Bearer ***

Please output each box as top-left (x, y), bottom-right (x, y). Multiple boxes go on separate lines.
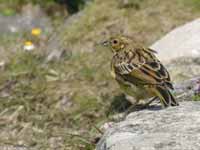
top-left (112, 39), bottom-right (118, 44)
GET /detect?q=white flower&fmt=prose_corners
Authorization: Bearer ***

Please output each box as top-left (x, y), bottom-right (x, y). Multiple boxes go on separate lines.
top-left (23, 41), bottom-right (35, 51)
top-left (100, 122), bottom-right (115, 131)
top-left (9, 25), bottom-right (18, 33)
top-left (0, 61), bottom-right (5, 67)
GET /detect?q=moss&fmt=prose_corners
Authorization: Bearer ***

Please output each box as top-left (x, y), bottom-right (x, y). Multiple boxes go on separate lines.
top-left (192, 95), bottom-right (200, 101)
top-left (181, 0), bottom-right (200, 10)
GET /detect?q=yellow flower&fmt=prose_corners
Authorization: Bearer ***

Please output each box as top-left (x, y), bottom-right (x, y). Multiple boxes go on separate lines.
top-left (24, 41), bottom-right (33, 46)
top-left (31, 28), bottom-right (41, 36)
top-left (24, 41), bottom-right (35, 51)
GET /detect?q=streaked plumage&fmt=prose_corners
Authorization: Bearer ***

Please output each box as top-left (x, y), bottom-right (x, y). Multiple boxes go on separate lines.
top-left (103, 35), bottom-right (179, 107)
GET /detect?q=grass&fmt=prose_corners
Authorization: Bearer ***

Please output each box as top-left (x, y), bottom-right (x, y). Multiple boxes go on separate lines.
top-left (0, 0), bottom-right (200, 149)
top-left (62, 0), bottom-right (200, 51)
top-left (192, 95), bottom-right (200, 101)
top-left (0, 50), bottom-right (116, 149)
top-left (0, 0), bottom-right (89, 17)
top-left (0, 0), bottom-right (55, 16)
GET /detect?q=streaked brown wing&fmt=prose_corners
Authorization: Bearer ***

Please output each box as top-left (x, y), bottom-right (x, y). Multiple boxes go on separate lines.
top-left (114, 48), bottom-right (173, 89)
top-left (135, 60), bottom-right (173, 89)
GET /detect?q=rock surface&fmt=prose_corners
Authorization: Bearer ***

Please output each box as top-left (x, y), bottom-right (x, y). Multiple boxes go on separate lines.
top-left (0, 4), bottom-right (52, 34)
top-left (167, 57), bottom-right (200, 82)
top-left (149, 19), bottom-right (200, 82)
top-left (45, 11), bottom-right (83, 62)
top-left (96, 101), bottom-right (200, 150)
top-left (151, 18), bottom-right (200, 63)
top-left (97, 18), bottom-right (200, 150)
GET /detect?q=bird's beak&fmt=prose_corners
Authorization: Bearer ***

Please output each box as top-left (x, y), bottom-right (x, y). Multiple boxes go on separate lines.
top-left (100, 40), bottom-right (109, 47)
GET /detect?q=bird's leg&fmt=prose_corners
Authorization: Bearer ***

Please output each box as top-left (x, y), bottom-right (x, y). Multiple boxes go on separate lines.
top-left (122, 97), bottom-right (157, 119)
top-left (122, 102), bottom-right (139, 119)
top-left (140, 96), bottom-right (158, 108)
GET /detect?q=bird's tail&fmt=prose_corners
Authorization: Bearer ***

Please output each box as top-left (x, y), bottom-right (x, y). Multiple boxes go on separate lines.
top-left (155, 86), bottom-right (179, 107)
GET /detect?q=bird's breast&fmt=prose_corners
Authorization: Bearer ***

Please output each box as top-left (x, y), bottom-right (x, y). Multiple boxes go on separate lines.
top-left (114, 73), bottom-right (152, 100)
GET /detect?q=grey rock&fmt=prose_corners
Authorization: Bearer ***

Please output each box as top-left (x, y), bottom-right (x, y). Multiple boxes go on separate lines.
top-left (96, 101), bottom-right (200, 150)
top-left (0, 145), bottom-right (29, 150)
top-left (0, 4), bottom-right (52, 34)
top-left (166, 57), bottom-right (200, 82)
top-left (151, 19), bottom-right (200, 63)
top-left (45, 11), bottom-right (83, 61)
top-left (174, 77), bottom-right (200, 101)
top-left (46, 49), bottom-right (66, 62)
top-left (149, 19), bottom-right (200, 81)
top-left (97, 19), bottom-right (200, 149)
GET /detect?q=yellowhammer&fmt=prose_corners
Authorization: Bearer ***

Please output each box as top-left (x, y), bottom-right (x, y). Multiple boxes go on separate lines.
top-left (102, 35), bottom-right (179, 108)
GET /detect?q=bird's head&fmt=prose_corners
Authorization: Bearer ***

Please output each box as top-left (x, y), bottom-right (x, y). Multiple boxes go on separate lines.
top-left (102, 35), bottom-right (131, 53)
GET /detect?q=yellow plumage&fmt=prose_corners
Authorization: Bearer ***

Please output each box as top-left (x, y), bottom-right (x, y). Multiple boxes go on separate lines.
top-left (103, 35), bottom-right (179, 108)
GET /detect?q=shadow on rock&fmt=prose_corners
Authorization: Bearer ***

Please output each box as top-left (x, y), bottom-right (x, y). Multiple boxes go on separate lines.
top-left (106, 94), bottom-right (132, 116)
top-left (106, 94), bottom-right (163, 117)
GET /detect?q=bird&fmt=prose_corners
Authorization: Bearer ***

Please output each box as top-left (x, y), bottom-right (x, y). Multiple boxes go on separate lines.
top-left (102, 35), bottom-right (179, 108)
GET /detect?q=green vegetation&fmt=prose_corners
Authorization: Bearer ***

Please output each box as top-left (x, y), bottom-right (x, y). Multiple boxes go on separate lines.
top-left (0, 0), bottom-right (55, 15)
top-left (0, 0), bottom-right (88, 16)
top-left (0, 0), bottom-right (200, 149)
top-left (65, 0), bottom-right (90, 13)
top-left (182, 0), bottom-right (200, 10)
top-left (192, 95), bottom-right (200, 101)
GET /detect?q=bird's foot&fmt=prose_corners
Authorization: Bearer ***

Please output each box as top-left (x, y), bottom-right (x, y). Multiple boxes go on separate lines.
top-left (121, 97), bottom-right (158, 120)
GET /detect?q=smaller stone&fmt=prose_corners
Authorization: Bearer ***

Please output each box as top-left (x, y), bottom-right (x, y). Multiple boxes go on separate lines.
top-left (96, 101), bottom-right (200, 150)
top-left (0, 61), bottom-right (5, 67)
top-left (100, 122), bottom-right (115, 132)
top-left (151, 18), bottom-right (200, 63)
top-left (194, 79), bottom-right (200, 95)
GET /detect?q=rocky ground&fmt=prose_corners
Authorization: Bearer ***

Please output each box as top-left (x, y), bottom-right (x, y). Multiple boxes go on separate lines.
top-left (0, 0), bottom-right (200, 150)
top-left (97, 17), bottom-right (200, 150)
top-left (97, 101), bottom-right (200, 150)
